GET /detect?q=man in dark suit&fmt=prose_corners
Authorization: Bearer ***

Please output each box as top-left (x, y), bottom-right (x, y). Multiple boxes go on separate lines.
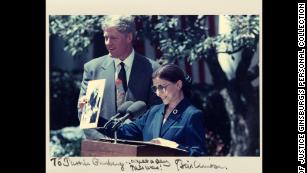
top-left (78, 15), bottom-right (161, 139)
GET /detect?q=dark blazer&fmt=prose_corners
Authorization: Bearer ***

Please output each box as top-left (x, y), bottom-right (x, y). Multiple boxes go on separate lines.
top-left (103, 98), bottom-right (207, 156)
top-left (78, 52), bottom-right (161, 139)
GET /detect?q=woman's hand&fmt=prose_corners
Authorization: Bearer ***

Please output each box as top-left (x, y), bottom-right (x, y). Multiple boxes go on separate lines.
top-left (150, 138), bottom-right (179, 148)
top-left (78, 96), bottom-right (88, 110)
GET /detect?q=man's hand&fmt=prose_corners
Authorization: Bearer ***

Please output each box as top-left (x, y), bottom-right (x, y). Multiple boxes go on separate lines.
top-left (78, 96), bottom-right (88, 110)
top-left (150, 137), bottom-right (179, 148)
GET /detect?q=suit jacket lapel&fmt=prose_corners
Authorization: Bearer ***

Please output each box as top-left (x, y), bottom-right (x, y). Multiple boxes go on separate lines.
top-left (160, 111), bottom-right (182, 137)
top-left (126, 54), bottom-right (143, 100)
top-left (151, 106), bottom-right (164, 138)
top-left (97, 56), bottom-right (116, 119)
top-left (160, 98), bottom-right (189, 137)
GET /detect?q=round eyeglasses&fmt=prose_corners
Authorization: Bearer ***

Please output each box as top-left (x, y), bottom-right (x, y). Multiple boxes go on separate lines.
top-left (151, 83), bottom-right (171, 93)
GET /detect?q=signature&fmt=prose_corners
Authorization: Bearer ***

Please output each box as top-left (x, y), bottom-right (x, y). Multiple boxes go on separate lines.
top-left (175, 159), bottom-right (228, 171)
top-left (50, 157), bottom-right (228, 172)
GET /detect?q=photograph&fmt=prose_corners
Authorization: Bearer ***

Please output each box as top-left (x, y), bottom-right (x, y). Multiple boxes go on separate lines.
top-left (49, 14), bottom-right (260, 156)
top-left (47, 12), bottom-right (261, 173)
top-left (79, 79), bottom-right (105, 129)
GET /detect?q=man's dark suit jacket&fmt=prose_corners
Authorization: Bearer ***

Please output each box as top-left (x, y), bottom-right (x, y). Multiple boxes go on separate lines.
top-left (103, 98), bottom-right (207, 156)
top-left (78, 53), bottom-right (161, 139)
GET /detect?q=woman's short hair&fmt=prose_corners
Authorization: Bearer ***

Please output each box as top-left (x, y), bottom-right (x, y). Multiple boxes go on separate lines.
top-left (152, 64), bottom-right (192, 97)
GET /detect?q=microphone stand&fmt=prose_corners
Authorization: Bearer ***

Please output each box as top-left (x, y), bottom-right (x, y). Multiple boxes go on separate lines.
top-left (111, 114), bottom-right (130, 144)
top-left (114, 130), bottom-right (118, 144)
top-left (112, 119), bottom-right (121, 144)
top-left (95, 118), bottom-right (121, 143)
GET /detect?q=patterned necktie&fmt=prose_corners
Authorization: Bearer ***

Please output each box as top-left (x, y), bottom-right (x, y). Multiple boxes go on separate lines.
top-left (115, 62), bottom-right (127, 110)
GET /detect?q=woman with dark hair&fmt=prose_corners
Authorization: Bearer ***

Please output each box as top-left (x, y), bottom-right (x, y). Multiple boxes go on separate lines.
top-left (102, 64), bottom-right (207, 156)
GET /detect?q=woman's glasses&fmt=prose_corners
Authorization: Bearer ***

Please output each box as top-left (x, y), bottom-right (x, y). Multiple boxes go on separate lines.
top-left (151, 83), bottom-right (171, 93)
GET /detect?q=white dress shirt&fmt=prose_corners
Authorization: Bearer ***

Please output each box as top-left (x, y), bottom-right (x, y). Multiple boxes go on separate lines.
top-left (113, 49), bottom-right (135, 84)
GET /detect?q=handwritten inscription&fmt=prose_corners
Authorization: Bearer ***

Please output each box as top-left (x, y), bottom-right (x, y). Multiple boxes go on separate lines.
top-left (50, 157), bottom-right (91, 167)
top-left (50, 157), bottom-right (228, 172)
top-left (174, 159), bottom-right (228, 171)
top-left (50, 157), bottom-right (124, 170)
top-left (127, 159), bottom-right (171, 171)
top-left (92, 158), bottom-right (125, 171)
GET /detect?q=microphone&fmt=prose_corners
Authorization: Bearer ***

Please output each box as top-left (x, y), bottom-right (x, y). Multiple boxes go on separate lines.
top-left (111, 101), bottom-right (147, 130)
top-left (102, 101), bottom-right (134, 129)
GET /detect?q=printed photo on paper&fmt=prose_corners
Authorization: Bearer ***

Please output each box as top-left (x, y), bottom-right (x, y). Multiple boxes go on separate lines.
top-left (80, 79), bottom-right (106, 129)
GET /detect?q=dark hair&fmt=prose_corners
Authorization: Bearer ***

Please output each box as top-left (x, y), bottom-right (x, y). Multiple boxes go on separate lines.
top-left (152, 64), bottom-right (192, 98)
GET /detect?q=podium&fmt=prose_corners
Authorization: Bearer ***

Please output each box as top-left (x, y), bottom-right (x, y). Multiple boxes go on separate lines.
top-left (81, 139), bottom-right (188, 156)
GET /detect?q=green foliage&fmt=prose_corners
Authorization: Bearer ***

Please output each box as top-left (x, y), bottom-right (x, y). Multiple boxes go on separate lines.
top-left (49, 15), bottom-right (259, 61)
top-left (49, 15), bottom-right (103, 57)
top-left (49, 127), bottom-right (85, 157)
top-left (135, 15), bottom-right (259, 64)
top-left (222, 15), bottom-right (260, 53)
top-left (136, 16), bottom-right (210, 63)
top-left (50, 69), bottom-right (82, 130)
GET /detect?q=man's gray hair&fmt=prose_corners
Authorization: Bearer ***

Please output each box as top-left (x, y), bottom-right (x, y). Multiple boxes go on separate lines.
top-left (101, 15), bottom-right (136, 35)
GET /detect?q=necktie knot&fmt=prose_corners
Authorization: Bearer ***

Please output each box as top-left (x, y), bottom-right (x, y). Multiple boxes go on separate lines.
top-left (120, 62), bottom-right (125, 68)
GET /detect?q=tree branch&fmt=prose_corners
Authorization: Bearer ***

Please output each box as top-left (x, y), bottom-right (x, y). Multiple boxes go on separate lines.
top-left (216, 46), bottom-right (245, 55)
